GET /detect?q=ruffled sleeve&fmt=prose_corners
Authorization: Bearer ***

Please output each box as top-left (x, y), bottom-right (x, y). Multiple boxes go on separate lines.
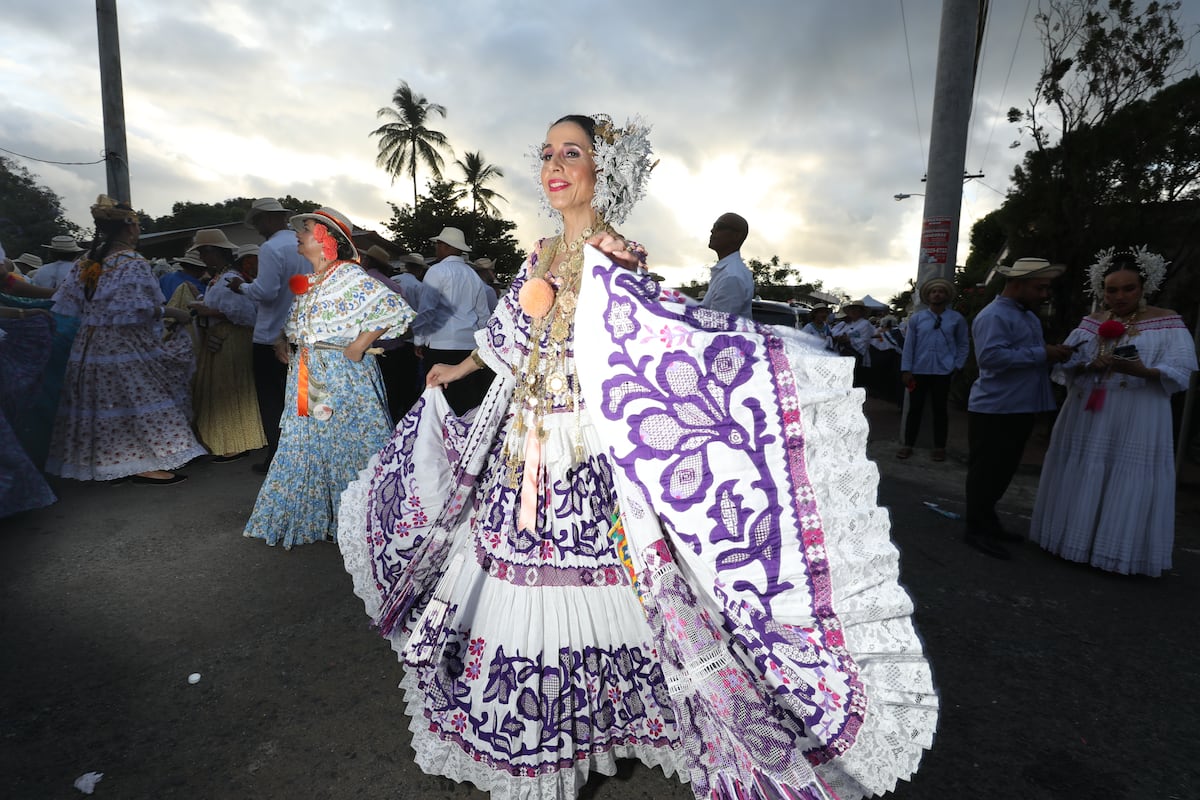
top-left (287, 264), bottom-right (415, 345)
top-left (1051, 322), bottom-right (1095, 387)
top-left (206, 271), bottom-right (257, 327)
top-left (1147, 317), bottom-right (1198, 395)
top-left (474, 241), bottom-right (544, 376)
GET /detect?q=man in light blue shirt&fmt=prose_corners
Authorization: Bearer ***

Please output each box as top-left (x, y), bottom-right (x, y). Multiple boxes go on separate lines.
top-left (227, 198), bottom-right (312, 472)
top-left (701, 213), bottom-right (753, 318)
top-left (899, 277), bottom-right (969, 461)
top-left (964, 258), bottom-right (1073, 559)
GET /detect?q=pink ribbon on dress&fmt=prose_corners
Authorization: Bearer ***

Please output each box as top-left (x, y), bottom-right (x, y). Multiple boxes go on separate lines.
top-left (517, 429), bottom-right (544, 533)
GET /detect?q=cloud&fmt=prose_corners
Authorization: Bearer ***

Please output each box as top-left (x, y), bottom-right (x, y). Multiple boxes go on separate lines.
top-left (2, 0), bottom-right (1195, 299)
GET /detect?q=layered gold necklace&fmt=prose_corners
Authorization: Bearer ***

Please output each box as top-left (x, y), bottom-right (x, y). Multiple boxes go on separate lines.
top-left (504, 223), bottom-right (611, 483)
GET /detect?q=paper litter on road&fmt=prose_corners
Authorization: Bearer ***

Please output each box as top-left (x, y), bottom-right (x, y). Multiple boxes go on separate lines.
top-left (188, 672), bottom-right (201, 684)
top-left (74, 772), bottom-right (103, 794)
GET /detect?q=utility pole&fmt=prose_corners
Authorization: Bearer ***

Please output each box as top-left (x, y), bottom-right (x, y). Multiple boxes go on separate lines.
top-left (915, 0), bottom-right (987, 294)
top-left (96, 0), bottom-right (131, 203)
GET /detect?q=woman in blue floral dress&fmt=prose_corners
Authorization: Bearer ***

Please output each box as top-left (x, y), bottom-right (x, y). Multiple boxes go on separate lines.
top-left (338, 116), bottom-right (938, 800)
top-left (243, 207), bottom-right (413, 549)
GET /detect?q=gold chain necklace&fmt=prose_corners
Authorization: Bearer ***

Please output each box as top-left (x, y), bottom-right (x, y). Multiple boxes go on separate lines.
top-left (503, 225), bottom-right (610, 483)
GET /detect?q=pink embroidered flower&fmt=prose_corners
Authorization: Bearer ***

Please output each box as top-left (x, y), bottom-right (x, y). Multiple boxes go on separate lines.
top-left (607, 686), bottom-right (623, 703)
top-left (468, 637), bottom-right (485, 656)
top-left (646, 718), bottom-right (663, 736)
top-left (465, 661), bottom-right (481, 680)
top-left (662, 607), bottom-right (687, 639)
top-left (450, 711), bottom-right (467, 732)
top-left (540, 540), bottom-right (554, 561)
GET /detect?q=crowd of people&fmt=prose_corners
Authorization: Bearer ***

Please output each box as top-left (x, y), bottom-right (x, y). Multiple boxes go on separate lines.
top-left (0, 108), bottom-right (1196, 800)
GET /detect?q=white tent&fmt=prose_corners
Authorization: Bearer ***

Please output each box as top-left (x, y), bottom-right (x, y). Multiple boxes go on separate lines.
top-left (859, 294), bottom-right (890, 311)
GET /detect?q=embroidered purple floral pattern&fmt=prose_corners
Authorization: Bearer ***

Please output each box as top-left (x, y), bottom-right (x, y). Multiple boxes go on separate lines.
top-left (411, 612), bottom-right (676, 774)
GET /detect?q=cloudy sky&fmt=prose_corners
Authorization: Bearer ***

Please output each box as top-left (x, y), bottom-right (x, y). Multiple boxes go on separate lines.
top-left (2, 1), bottom-right (1196, 299)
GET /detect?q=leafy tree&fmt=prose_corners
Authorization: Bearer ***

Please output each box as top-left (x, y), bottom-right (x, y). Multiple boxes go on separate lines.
top-left (144, 196), bottom-right (321, 232)
top-left (372, 81), bottom-right (452, 208)
top-left (889, 279), bottom-right (916, 311)
top-left (384, 181), bottom-right (525, 285)
top-left (988, 0), bottom-right (1197, 335)
top-left (1009, 0), bottom-right (1190, 152)
top-left (0, 156), bottom-right (83, 257)
top-left (453, 151), bottom-right (507, 216)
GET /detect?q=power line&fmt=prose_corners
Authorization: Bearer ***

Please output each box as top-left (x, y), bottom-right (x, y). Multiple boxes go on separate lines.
top-left (0, 146), bottom-right (108, 166)
top-left (965, 0), bottom-right (993, 168)
top-left (899, 0), bottom-right (926, 168)
top-left (971, 178), bottom-right (1008, 196)
top-left (979, 0), bottom-right (1032, 172)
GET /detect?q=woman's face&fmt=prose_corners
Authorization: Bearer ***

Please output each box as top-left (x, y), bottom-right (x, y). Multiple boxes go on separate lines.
top-left (1103, 268), bottom-right (1143, 316)
top-left (296, 220), bottom-right (323, 266)
top-left (540, 121), bottom-right (597, 218)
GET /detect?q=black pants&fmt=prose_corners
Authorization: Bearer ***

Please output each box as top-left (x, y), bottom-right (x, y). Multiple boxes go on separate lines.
top-left (904, 373), bottom-right (952, 447)
top-left (965, 411), bottom-right (1035, 537)
top-left (377, 343), bottom-right (421, 424)
top-left (423, 347), bottom-right (494, 417)
top-left (252, 342), bottom-right (288, 463)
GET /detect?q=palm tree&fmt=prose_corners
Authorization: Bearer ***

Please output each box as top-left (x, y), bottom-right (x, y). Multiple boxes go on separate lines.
top-left (371, 81), bottom-right (452, 207)
top-left (454, 151), bottom-right (507, 216)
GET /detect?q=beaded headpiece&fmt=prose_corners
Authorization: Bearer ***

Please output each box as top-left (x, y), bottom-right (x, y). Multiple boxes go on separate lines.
top-left (530, 113), bottom-right (655, 226)
top-left (1087, 245), bottom-right (1168, 297)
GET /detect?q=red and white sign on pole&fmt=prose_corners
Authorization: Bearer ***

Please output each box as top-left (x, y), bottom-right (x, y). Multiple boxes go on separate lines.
top-left (918, 216), bottom-right (952, 272)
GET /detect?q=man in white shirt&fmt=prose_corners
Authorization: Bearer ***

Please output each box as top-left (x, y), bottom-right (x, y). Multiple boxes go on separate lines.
top-left (30, 235), bottom-right (85, 289)
top-left (832, 300), bottom-right (875, 387)
top-left (472, 257), bottom-right (500, 313)
top-left (226, 198), bottom-right (312, 472)
top-left (417, 226), bottom-right (493, 415)
top-left (701, 213), bottom-right (754, 318)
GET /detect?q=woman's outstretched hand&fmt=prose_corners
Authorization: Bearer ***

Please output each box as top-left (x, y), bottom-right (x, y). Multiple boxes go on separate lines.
top-left (426, 357), bottom-right (475, 388)
top-left (587, 232), bottom-right (644, 272)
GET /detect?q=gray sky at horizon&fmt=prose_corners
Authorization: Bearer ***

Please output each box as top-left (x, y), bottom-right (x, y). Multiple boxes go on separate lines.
top-left (2, 0), bottom-right (1197, 300)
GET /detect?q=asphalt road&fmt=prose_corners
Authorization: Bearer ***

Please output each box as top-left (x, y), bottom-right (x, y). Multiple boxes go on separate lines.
top-left (3, 421), bottom-right (1198, 800)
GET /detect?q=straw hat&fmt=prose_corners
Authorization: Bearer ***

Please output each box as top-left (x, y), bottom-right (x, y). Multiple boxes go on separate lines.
top-left (994, 257), bottom-right (1065, 279)
top-left (289, 207), bottom-right (358, 259)
top-left (400, 253), bottom-right (427, 267)
top-left (244, 197), bottom-right (293, 225)
top-left (190, 229), bottom-right (236, 251)
top-left (44, 235), bottom-right (84, 254)
top-left (174, 253), bottom-right (207, 269)
top-left (429, 226), bottom-right (471, 253)
top-left (235, 244), bottom-right (259, 261)
top-left (918, 277), bottom-right (956, 303)
top-left (13, 253), bottom-right (43, 270)
top-left (363, 245), bottom-right (393, 266)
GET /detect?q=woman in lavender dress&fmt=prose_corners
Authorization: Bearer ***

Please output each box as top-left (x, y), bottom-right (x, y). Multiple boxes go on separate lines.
top-left (45, 196), bottom-right (205, 485)
top-left (339, 115), bottom-right (938, 800)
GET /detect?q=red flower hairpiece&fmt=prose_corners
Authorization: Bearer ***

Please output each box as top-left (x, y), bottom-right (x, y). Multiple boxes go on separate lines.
top-left (312, 223), bottom-right (339, 262)
top-left (288, 273), bottom-right (311, 295)
top-left (1097, 320), bottom-right (1126, 339)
